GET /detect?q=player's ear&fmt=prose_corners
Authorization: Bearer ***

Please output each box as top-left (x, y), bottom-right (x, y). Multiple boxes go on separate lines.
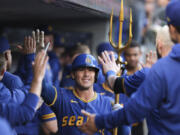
top-left (71, 72), bottom-right (75, 80)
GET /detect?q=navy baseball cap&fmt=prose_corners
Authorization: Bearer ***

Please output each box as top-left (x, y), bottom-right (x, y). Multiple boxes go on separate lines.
top-left (166, 0), bottom-right (180, 26)
top-left (0, 36), bottom-right (10, 53)
top-left (34, 25), bottom-right (54, 35)
top-left (54, 33), bottom-right (65, 47)
top-left (97, 42), bottom-right (115, 56)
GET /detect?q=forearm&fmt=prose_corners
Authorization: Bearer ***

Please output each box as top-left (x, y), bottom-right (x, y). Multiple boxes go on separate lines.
top-left (41, 120), bottom-right (58, 134)
top-left (0, 93), bottom-right (39, 126)
top-left (29, 78), bottom-right (42, 97)
top-left (95, 109), bottom-right (127, 129)
top-left (24, 54), bottom-right (35, 85)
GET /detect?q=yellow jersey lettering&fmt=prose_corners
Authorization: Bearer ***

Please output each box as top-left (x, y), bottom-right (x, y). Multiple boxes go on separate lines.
top-left (62, 116), bottom-right (68, 127)
top-left (76, 116), bottom-right (84, 126)
top-left (68, 116), bottom-right (76, 126)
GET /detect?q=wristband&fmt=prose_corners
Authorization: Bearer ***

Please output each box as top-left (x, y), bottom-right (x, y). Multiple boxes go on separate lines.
top-left (106, 70), bottom-right (116, 80)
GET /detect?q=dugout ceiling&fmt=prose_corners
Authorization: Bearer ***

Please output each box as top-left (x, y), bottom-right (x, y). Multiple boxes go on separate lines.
top-left (0, 0), bottom-right (128, 24)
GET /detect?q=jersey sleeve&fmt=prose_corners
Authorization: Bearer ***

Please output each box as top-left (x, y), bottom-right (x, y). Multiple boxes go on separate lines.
top-left (41, 80), bottom-right (60, 109)
top-left (39, 103), bottom-right (57, 122)
top-left (95, 66), bottom-right (165, 129)
top-left (24, 54), bottom-right (36, 85)
top-left (0, 93), bottom-right (39, 126)
top-left (2, 72), bottom-right (24, 89)
top-left (114, 68), bottom-right (150, 96)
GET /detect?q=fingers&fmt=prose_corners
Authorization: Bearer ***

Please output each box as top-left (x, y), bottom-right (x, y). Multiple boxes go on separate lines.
top-left (98, 56), bottom-right (104, 65)
top-left (40, 31), bottom-right (44, 48)
top-left (30, 37), bottom-right (33, 50)
top-left (27, 36), bottom-right (31, 50)
top-left (101, 51), bottom-right (111, 64)
top-left (36, 29), bottom-right (40, 43)
top-left (81, 110), bottom-right (91, 118)
top-left (104, 51), bottom-right (111, 62)
top-left (152, 51), bottom-right (157, 61)
top-left (110, 52), bottom-right (115, 62)
top-left (33, 38), bottom-right (36, 51)
top-left (32, 31), bottom-right (36, 41)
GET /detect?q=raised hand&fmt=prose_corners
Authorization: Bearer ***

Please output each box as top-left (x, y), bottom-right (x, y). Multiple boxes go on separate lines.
top-left (17, 36), bottom-right (36, 54)
top-left (98, 51), bottom-right (121, 75)
top-left (32, 29), bottom-right (45, 52)
top-left (143, 51), bottom-right (157, 68)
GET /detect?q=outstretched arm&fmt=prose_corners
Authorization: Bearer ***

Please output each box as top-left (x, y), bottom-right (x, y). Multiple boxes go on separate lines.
top-left (0, 51), bottom-right (48, 126)
top-left (99, 51), bottom-right (150, 96)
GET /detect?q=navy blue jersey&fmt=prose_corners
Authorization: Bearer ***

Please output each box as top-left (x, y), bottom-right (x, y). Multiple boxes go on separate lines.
top-left (15, 103), bottom-right (56, 135)
top-left (0, 93), bottom-right (39, 126)
top-left (42, 84), bottom-right (112, 135)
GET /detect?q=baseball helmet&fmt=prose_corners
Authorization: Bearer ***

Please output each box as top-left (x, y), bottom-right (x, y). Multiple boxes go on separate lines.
top-left (72, 54), bottom-right (99, 72)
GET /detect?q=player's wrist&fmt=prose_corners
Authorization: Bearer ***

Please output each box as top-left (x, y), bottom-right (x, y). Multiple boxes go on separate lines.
top-left (105, 70), bottom-right (116, 80)
top-left (33, 76), bottom-right (43, 84)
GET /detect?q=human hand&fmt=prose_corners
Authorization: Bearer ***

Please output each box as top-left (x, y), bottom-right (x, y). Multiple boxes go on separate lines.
top-left (32, 29), bottom-right (45, 52)
top-left (17, 36), bottom-right (36, 54)
top-left (143, 51), bottom-right (157, 68)
top-left (98, 51), bottom-right (121, 75)
top-left (78, 110), bottom-right (97, 135)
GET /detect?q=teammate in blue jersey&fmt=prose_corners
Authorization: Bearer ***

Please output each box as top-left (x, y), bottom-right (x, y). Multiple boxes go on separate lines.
top-left (0, 50), bottom-right (48, 126)
top-left (123, 41), bottom-right (143, 76)
top-left (0, 53), bottom-right (26, 104)
top-left (15, 102), bottom-right (57, 135)
top-left (78, 1), bottom-right (180, 135)
top-left (0, 36), bottom-right (24, 89)
top-left (41, 54), bottom-right (113, 135)
top-left (15, 34), bottom-right (58, 135)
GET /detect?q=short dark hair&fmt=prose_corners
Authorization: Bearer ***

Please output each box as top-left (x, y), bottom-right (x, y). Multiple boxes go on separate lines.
top-left (69, 44), bottom-right (90, 57)
top-left (0, 53), bottom-right (6, 71)
top-left (129, 40), bottom-right (141, 48)
top-left (124, 40), bottom-right (141, 55)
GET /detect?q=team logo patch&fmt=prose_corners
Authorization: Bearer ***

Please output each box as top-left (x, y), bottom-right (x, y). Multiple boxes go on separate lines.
top-left (85, 56), bottom-right (92, 64)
